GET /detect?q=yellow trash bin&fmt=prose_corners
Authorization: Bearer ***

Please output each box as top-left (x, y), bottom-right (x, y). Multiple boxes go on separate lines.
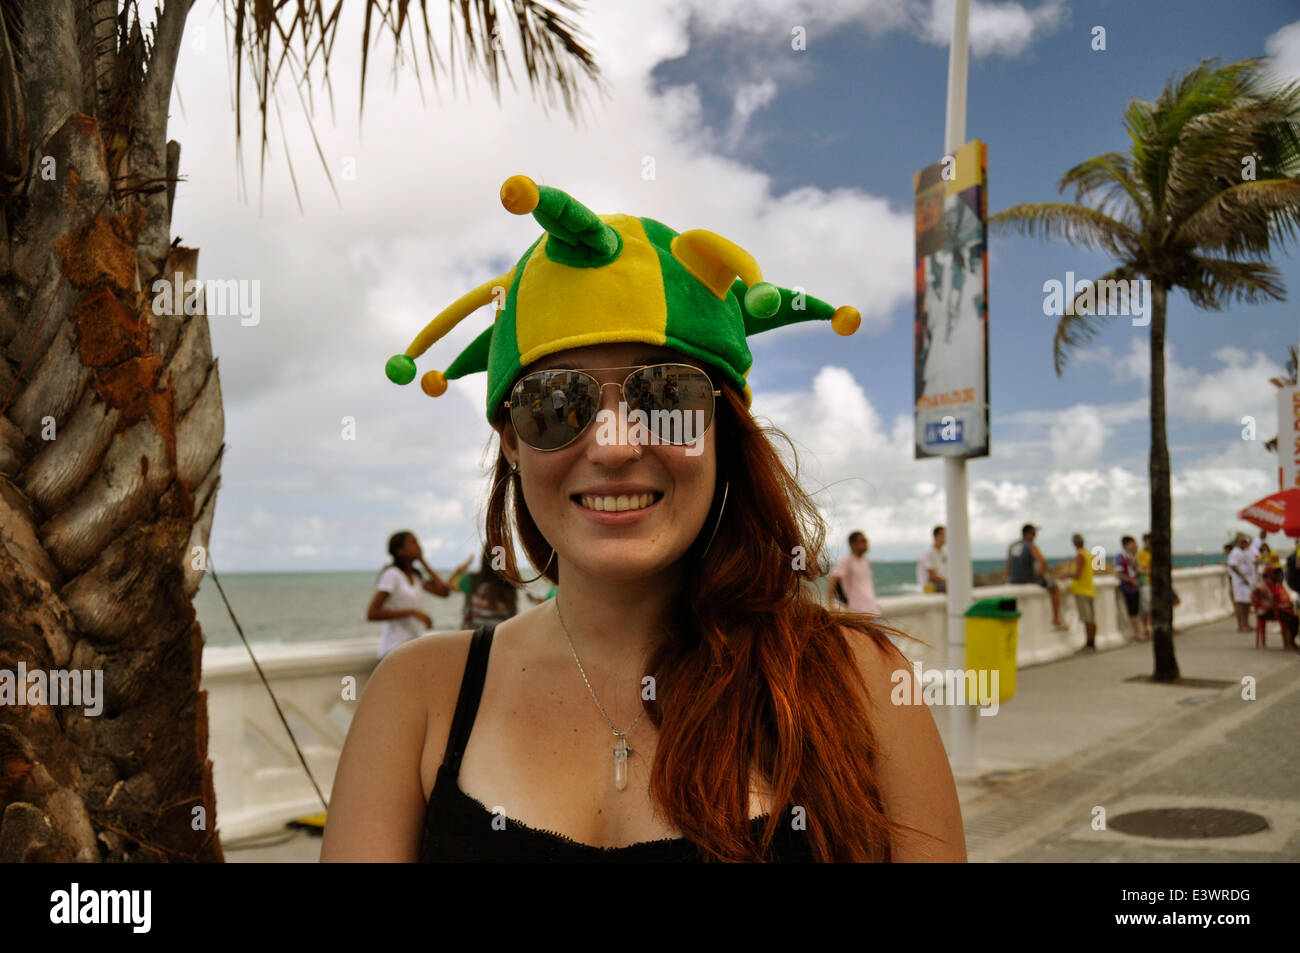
top-left (964, 597), bottom-right (1019, 703)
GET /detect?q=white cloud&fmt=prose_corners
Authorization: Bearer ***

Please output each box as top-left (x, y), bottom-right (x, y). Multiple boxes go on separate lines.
top-left (753, 364), bottom-right (1277, 562)
top-left (725, 79), bottom-right (779, 151)
top-left (1047, 404), bottom-right (1108, 469)
top-left (1265, 20), bottom-right (1300, 84)
top-left (682, 0), bottom-right (1065, 59)
top-left (1103, 339), bottom-right (1285, 427)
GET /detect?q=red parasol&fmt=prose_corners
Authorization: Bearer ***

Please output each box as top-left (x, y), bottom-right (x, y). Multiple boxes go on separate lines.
top-left (1238, 488), bottom-right (1300, 538)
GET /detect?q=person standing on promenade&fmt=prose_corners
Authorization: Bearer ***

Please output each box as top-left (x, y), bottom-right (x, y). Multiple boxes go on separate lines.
top-left (1227, 533), bottom-right (1257, 633)
top-left (1062, 533), bottom-right (1097, 651)
top-left (829, 531), bottom-right (880, 615)
top-left (1006, 523), bottom-right (1066, 630)
top-left (917, 526), bottom-right (948, 594)
top-left (368, 531), bottom-right (472, 658)
top-left (1114, 536), bottom-right (1144, 641)
top-left (1251, 554), bottom-right (1300, 652)
top-left (1137, 533), bottom-right (1154, 641)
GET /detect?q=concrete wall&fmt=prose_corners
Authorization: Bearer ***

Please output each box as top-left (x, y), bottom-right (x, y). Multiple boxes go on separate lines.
top-left (203, 565), bottom-right (1233, 841)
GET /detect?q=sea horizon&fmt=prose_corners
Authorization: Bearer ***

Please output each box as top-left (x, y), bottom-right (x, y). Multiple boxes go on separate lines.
top-left (195, 554), bottom-right (1223, 650)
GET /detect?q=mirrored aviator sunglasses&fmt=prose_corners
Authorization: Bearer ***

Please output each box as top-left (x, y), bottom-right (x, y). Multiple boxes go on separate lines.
top-left (506, 363), bottom-right (721, 452)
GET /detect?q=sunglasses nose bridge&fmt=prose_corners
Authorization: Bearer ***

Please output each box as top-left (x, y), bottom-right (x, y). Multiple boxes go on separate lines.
top-left (593, 378), bottom-right (630, 414)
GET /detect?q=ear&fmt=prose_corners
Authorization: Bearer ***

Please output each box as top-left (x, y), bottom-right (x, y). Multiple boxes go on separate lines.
top-left (499, 419), bottom-right (520, 466)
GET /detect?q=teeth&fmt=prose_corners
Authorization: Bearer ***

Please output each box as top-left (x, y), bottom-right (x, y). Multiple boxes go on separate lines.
top-left (580, 492), bottom-right (657, 512)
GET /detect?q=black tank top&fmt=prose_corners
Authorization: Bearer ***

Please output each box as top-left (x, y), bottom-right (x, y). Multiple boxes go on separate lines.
top-left (418, 624), bottom-right (815, 862)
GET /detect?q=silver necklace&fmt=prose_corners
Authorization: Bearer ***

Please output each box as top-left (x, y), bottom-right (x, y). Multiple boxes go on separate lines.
top-left (554, 598), bottom-right (645, 792)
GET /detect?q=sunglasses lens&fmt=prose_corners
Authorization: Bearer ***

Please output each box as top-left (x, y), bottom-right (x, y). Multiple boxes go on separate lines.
top-left (625, 365), bottom-right (715, 445)
top-left (509, 370), bottom-right (602, 450)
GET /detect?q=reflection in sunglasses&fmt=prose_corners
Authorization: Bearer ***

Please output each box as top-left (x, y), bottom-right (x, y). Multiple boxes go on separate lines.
top-left (593, 402), bottom-right (707, 456)
top-left (508, 364), bottom-right (717, 452)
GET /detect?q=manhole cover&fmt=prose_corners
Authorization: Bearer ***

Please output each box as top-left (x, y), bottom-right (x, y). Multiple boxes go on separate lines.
top-left (1109, 808), bottom-right (1269, 839)
top-left (976, 768), bottom-right (1036, 788)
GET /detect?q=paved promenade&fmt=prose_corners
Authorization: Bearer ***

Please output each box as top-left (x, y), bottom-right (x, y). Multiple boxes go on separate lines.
top-left (946, 615), bottom-right (1300, 862)
top-left (225, 615), bottom-right (1300, 862)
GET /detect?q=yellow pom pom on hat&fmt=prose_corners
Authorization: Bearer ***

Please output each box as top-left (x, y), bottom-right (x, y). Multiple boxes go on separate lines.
top-left (384, 174), bottom-right (861, 421)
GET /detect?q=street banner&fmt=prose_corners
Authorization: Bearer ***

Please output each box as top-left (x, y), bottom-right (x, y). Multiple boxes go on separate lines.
top-left (914, 139), bottom-right (989, 459)
top-left (1278, 385), bottom-right (1300, 491)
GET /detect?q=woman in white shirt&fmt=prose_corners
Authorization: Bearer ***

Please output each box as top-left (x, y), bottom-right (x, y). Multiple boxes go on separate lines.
top-left (367, 531), bottom-right (471, 657)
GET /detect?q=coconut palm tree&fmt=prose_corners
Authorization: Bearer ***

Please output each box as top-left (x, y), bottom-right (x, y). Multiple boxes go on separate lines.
top-left (990, 57), bottom-right (1300, 683)
top-left (0, 0), bottom-right (597, 861)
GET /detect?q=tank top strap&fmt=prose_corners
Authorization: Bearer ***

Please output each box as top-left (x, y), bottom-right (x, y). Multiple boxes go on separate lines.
top-left (441, 623), bottom-right (497, 774)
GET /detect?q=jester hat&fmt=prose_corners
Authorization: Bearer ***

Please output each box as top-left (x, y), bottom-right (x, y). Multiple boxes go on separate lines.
top-left (385, 174), bottom-right (861, 421)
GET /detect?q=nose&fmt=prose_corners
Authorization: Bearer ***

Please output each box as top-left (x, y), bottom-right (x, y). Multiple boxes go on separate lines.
top-left (584, 376), bottom-right (641, 468)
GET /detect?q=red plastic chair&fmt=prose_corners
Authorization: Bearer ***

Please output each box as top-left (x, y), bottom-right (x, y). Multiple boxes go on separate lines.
top-left (1252, 593), bottom-right (1295, 648)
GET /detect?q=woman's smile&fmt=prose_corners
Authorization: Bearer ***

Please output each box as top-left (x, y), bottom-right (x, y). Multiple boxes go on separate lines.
top-left (572, 489), bottom-right (665, 522)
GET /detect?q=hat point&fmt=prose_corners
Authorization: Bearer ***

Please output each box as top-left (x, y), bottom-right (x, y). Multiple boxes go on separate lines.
top-left (386, 354), bottom-right (417, 385)
top-left (501, 174), bottom-right (540, 215)
top-left (421, 369), bottom-right (448, 397)
top-left (831, 305), bottom-right (861, 336)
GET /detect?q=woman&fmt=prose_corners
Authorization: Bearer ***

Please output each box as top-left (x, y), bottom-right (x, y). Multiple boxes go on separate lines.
top-left (323, 175), bottom-right (964, 862)
top-left (367, 531), bottom-right (471, 658)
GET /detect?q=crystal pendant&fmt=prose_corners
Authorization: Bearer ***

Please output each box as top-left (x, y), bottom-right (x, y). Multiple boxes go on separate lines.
top-left (613, 734), bottom-right (629, 791)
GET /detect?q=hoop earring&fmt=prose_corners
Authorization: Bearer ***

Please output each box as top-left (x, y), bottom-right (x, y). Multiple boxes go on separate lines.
top-left (699, 481), bottom-right (730, 559)
top-left (493, 460), bottom-right (556, 585)
top-left (487, 460), bottom-right (519, 505)
top-left (505, 547), bottom-right (556, 586)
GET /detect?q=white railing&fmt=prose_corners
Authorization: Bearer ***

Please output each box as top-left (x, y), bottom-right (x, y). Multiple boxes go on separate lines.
top-left (880, 565), bottom-right (1233, 669)
top-left (204, 566), bottom-right (1233, 842)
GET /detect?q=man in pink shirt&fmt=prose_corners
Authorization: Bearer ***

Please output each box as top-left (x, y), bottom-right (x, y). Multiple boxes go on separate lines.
top-left (828, 530), bottom-right (880, 615)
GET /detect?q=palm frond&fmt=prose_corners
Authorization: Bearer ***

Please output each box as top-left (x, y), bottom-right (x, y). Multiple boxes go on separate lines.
top-left (989, 202), bottom-right (1138, 260)
top-left (1051, 265), bottom-right (1138, 376)
top-left (1180, 254), bottom-right (1283, 310)
top-left (1128, 57), bottom-right (1267, 214)
top-left (225, 0), bottom-right (603, 182)
top-left (1177, 177), bottom-right (1300, 257)
top-left (1166, 92), bottom-right (1300, 220)
top-left (1057, 152), bottom-right (1151, 225)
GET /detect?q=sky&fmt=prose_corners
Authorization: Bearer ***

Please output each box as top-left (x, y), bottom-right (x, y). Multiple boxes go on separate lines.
top-left (164, 0), bottom-right (1300, 570)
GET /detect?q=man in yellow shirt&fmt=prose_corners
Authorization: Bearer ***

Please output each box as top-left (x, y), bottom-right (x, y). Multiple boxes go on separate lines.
top-left (1137, 533), bottom-right (1154, 640)
top-left (1062, 532), bottom-right (1097, 651)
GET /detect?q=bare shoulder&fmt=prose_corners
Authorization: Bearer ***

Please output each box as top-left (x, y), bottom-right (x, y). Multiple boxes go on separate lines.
top-left (383, 629), bottom-right (478, 767)
top-left (319, 629), bottom-right (474, 862)
top-left (836, 623), bottom-right (967, 862)
top-left (835, 624), bottom-right (911, 698)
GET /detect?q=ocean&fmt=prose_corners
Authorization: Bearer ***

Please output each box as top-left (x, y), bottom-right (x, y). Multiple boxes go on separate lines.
top-left (193, 554), bottom-right (1219, 649)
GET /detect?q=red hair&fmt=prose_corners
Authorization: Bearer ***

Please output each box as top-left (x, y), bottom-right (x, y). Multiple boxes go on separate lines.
top-left (486, 380), bottom-right (915, 861)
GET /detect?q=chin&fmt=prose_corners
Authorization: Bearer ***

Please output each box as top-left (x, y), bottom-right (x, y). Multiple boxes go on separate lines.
top-left (561, 538), bottom-right (693, 582)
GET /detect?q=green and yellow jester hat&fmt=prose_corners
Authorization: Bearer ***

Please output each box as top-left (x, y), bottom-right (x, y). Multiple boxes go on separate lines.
top-left (385, 174), bottom-right (861, 420)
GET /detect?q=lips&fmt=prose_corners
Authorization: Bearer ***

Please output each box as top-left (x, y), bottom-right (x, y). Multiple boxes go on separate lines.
top-left (575, 491), bottom-right (663, 512)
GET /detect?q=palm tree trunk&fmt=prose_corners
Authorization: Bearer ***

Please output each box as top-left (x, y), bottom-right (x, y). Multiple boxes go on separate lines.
top-left (1148, 281), bottom-right (1179, 682)
top-left (0, 0), bottom-right (222, 861)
